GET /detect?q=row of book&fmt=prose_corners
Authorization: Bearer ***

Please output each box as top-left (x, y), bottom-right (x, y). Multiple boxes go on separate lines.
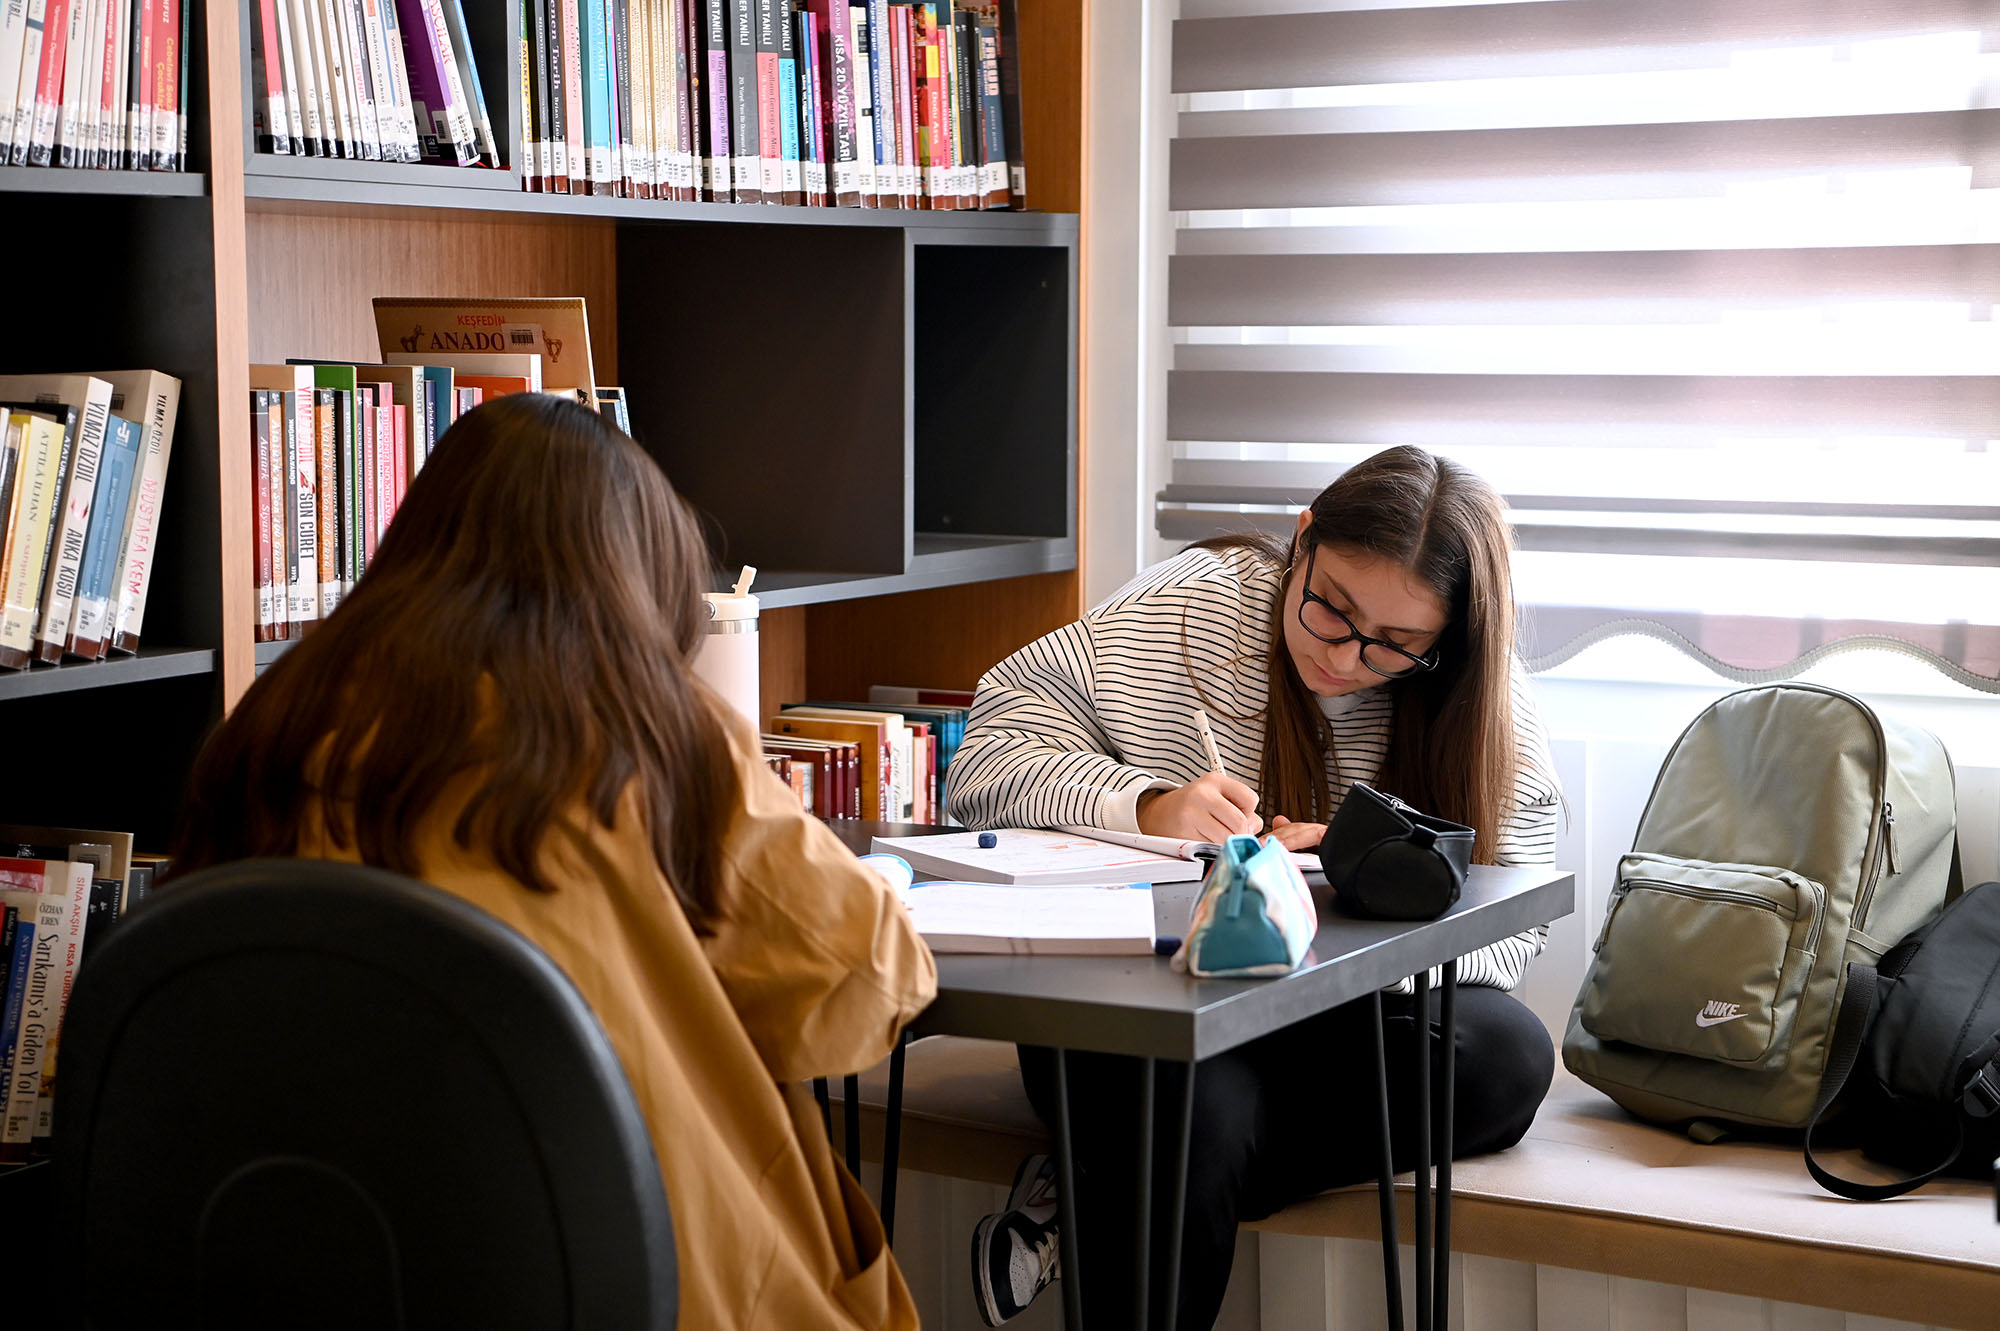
top-left (759, 686), bottom-right (972, 824)
top-left (0, 825), bottom-right (164, 1164)
top-left (253, 295), bottom-right (627, 642)
top-left (518, 0), bottom-right (1023, 209)
top-left (0, 0), bottom-right (189, 171)
top-left (249, 0), bottom-right (503, 167)
top-left (0, 372), bottom-right (182, 672)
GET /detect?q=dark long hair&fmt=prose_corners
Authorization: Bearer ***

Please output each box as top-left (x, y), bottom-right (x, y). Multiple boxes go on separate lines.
top-left (1195, 446), bottom-right (1520, 862)
top-left (171, 394), bottom-right (743, 929)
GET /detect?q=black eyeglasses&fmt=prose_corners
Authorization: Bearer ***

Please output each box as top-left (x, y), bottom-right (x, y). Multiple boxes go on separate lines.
top-left (1295, 545), bottom-right (1441, 679)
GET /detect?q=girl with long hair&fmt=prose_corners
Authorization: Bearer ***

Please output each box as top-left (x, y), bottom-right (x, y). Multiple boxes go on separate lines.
top-left (948, 445), bottom-right (1560, 1330)
top-left (174, 394), bottom-right (936, 1331)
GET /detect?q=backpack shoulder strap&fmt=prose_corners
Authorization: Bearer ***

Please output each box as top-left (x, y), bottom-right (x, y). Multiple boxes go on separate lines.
top-left (1804, 961), bottom-right (1965, 1201)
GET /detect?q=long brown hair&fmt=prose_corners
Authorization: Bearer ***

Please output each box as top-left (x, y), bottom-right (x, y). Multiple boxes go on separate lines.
top-left (1196, 446), bottom-right (1520, 862)
top-left (171, 394), bottom-right (743, 928)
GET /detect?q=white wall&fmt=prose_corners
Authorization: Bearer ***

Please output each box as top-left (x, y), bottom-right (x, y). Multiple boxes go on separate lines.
top-left (1084, 0), bottom-right (1179, 607)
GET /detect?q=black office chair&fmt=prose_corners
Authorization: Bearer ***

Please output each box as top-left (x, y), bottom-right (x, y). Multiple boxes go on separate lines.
top-left (52, 858), bottom-right (677, 1331)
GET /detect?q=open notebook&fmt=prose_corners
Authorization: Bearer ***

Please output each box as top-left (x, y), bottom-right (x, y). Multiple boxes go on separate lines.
top-left (897, 881), bottom-right (1157, 955)
top-left (870, 828), bottom-right (1208, 886)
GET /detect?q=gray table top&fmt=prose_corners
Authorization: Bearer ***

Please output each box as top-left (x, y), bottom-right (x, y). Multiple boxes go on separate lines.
top-left (836, 822), bottom-right (1576, 1063)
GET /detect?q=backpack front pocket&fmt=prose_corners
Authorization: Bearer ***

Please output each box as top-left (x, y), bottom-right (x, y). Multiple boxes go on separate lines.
top-left (1580, 853), bottom-right (1825, 1068)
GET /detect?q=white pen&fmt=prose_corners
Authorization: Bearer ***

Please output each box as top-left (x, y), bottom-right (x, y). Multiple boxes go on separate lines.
top-left (1195, 707), bottom-right (1226, 777)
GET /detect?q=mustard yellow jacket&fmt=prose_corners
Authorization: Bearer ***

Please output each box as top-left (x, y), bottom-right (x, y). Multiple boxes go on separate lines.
top-left (299, 720), bottom-right (937, 1329)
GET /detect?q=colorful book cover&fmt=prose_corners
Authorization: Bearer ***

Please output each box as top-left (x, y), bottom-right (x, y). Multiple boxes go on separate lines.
top-left (975, 20), bottom-right (1005, 207)
top-left (0, 374), bottom-right (110, 665)
top-left (775, 0), bottom-right (801, 203)
top-left (76, 413), bottom-right (139, 654)
top-left (250, 392), bottom-right (275, 640)
top-left (292, 364), bottom-right (362, 597)
top-left (559, 0), bottom-right (585, 189)
top-left (392, 0), bottom-right (466, 162)
top-left (0, 908), bottom-right (32, 1146)
top-left (313, 387), bottom-right (339, 616)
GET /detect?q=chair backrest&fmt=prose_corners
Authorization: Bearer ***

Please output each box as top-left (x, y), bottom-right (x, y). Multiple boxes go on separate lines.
top-left (53, 858), bottom-right (677, 1331)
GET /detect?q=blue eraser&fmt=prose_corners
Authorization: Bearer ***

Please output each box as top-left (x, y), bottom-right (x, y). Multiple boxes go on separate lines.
top-left (1154, 936), bottom-right (1183, 957)
top-left (977, 831), bottom-right (999, 848)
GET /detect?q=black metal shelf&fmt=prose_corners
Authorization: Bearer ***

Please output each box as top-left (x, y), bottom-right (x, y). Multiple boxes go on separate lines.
top-left (0, 166), bottom-right (206, 196)
top-left (0, 648), bottom-right (216, 701)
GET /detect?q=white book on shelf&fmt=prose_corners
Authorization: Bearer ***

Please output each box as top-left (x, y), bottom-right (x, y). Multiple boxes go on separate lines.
top-left (7, 0), bottom-right (45, 164)
top-left (102, 367), bottom-right (182, 656)
top-left (897, 880), bottom-right (1156, 956)
top-left (336, 0), bottom-right (385, 159)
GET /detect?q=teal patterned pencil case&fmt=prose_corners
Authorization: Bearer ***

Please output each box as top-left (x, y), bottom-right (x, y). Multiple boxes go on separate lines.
top-left (1172, 835), bottom-right (1318, 979)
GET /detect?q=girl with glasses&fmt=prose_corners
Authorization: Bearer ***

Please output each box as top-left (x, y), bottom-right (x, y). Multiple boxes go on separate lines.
top-left (948, 444), bottom-right (1560, 1331)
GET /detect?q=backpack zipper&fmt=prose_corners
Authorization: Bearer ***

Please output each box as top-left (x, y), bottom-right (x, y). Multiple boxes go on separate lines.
top-left (1599, 877), bottom-right (1826, 955)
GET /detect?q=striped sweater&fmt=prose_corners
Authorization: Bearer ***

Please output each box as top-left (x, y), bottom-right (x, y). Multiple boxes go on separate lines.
top-left (945, 544), bottom-right (1562, 991)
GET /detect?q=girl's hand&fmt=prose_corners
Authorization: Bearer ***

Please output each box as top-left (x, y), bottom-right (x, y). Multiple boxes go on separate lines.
top-left (1268, 815), bottom-right (1328, 853)
top-left (1136, 771), bottom-right (1261, 843)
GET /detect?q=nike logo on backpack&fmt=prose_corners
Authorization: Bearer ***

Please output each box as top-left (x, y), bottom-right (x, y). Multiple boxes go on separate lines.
top-left (1696, 1000), bottom-right (1747, 1028)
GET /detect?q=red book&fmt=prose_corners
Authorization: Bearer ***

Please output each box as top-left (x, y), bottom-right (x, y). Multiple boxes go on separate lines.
top-left (26, 0), bottom-right (72, 166)
top-left (252, 391), bottom-right (274, 642)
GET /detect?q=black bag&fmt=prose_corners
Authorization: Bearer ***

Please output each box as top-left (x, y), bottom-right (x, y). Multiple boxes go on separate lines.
top-left (1317, 782), bottom-right (1473, 921)
top-left (1804, 879), bottom-right (2000, 1200)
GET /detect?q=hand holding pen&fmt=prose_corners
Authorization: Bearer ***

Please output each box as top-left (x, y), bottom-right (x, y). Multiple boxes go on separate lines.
top-left (1135, 708), bottom-right (1262, 843)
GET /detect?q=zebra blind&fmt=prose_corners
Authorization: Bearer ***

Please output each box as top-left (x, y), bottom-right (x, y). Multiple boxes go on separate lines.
top-left (1163, 0), bottom-right (2000, 691)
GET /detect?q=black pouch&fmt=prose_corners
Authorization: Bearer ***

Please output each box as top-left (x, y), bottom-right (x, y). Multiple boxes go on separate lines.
top-left (1317, 782), bottom-right (1474, 921)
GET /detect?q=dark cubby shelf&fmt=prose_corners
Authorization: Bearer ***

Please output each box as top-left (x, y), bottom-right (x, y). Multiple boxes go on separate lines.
top-left (0, 648), bottom-right (216, 701)
top-left (0, 166), bottom-right (207, 197)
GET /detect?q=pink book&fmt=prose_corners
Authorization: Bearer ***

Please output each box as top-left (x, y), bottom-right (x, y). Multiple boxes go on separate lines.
top-left (392, 404), bottom-right (408, 518)
top-left (369, 381), bottom-right (395, 544)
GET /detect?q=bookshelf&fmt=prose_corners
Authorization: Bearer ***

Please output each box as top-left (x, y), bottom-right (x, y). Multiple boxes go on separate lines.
top-left (1, 0), bottom-right (1086, 833)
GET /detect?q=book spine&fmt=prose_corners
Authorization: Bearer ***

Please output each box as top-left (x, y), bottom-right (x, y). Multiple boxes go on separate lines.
top-left (53, 0), bottom-right (90, 166)
top-left (268, 0), bottom-right (307, 153)
top-left (25, 0), bottom-right (69, 165)
top-left (0, 417), bottom-right (62, 668)
top-left (390, 0), bottom-right (442, 158)
top-left (251, 0), bottom-right (288, 152)
top-left (795, 9), bottom-right (821, 203)
top-left (355, 0), bottom-right (398, 159)
top-left (868, 0), bottom-right (896, 203)
top-left (443, 0), bottom-right (499, 166)
top-left (170, 0), bottom-right (184, 166)
top-left (578, 0), bottom-right (611, 189)
top-left (625, 0), bottom-right (648, 195)
top-left (283, 0), bottom-right (323, 155)
top-left (848, 3), bottom-right (876, 206)
top-left (753, 0), bottom-right (779, 201)
top-left (423, 0), bottom-right (480, 163)
top-left (392, 403), bottom-right (408, 519)
top-left (6, 0), bottom-right (44, 164)
top-left (953, 10), bottom-right (973, 207)
top-left (997, 0), bottom-right (1020, 206)
top-left (611, 0), bottom-right (633, 191)
top-left (0, 912), bottom-right (35, 1160)
top-left (559, 0), bottom-right (584, 186)
top-left (813, 0), bottom-right (857, 206)
top-left (975, 20), bottom-right (1004, 207)
top-left (671, 0), bottom-right (694, 199)
top-left (34, 859), bottom-right (92, 1149)
top-left (279, 389), bottom-right (298, 632)
top-left (699, 0), bottom-right (727, 199)
top-left (336, 387), bottom-right (357, 595)
top-left (312, 0), bottom-right (356, 157)
top-left (108, 380), bottom-right (173, 655)
top-left (0, 0), bottom-right (28, 159)
top-left (373, 387), bottom-right (393, 545)
top-left (373, 0), bottom-right (422, 161)
top-left (252, 392), bottom-right (273, 640)
top-left (36, 386), bottom-right (109, 663)
top-left (69, 413), bottom-right (135, 656)
top-left (314, 389), bottom-right (340, 616)
top-left (775, 0), bottom-right (799, 204)
top-left (341, 0), bottom-right (385, 159)
top-left (891, 2), bottom-right (915, 206)
top-left (2, 897), bottom-right (62, 1161)
top-left (79, 0), bottom-right (110, 166)
top-left (725, 0), bottom-right (756, 202)
top-left (527, 0), bottom-right (551, 185)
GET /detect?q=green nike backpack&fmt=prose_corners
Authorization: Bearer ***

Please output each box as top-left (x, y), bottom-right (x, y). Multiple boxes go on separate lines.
top-left (1563, 683), bottom-right (1961, 1131)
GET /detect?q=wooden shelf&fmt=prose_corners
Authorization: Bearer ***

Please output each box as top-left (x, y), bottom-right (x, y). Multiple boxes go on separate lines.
top-left (751, 536), bottom-right (1078, 610)
top-left (0, 649), bottom-right (217, 701)
top-left (243, 162), bottom-right (1074, 237)
top-left (0, 166), bottom-right (206, 196)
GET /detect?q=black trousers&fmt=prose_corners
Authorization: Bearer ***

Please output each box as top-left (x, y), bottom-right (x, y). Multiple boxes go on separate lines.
top-left (1017, 985), bottom-right (1554, 1331)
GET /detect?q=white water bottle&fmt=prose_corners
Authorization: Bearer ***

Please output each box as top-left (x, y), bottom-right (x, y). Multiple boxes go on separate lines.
top-left (695, 566), bottom-right (761, 728)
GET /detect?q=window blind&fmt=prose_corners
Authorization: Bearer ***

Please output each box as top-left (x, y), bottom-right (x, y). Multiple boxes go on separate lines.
top-left (1161, 0), bottom-right (2000, 692)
